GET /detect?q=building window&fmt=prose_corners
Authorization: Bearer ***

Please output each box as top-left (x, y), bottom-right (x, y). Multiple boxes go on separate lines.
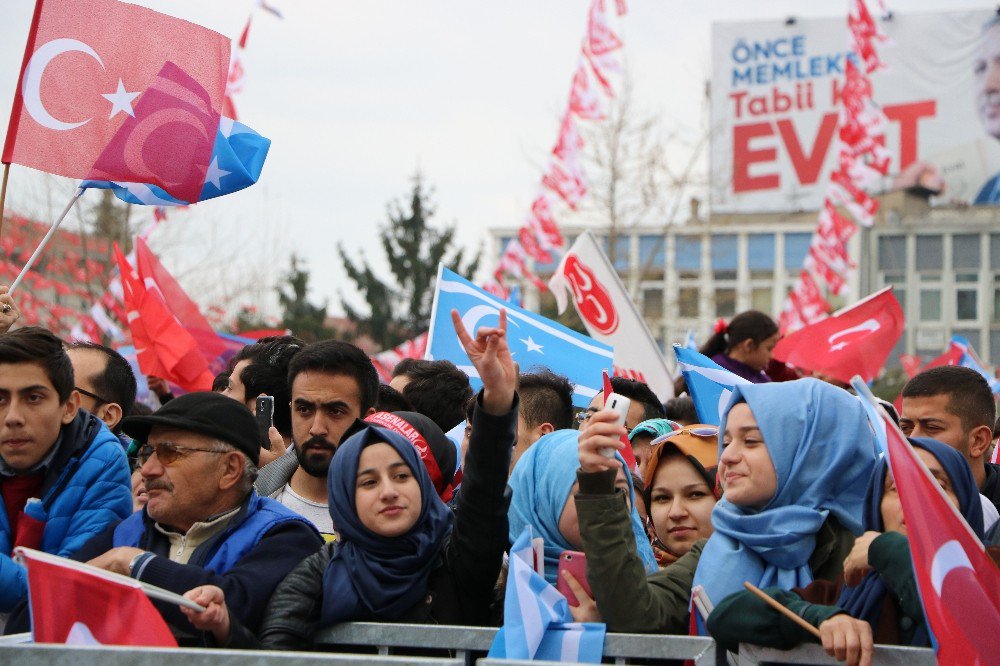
top-left (498, 236), bottom-right (513, 258)
top-left (678, 287), bottom-right (699, 318)
top-left (711, 235), bottom-right (738, 280)
top-left (675, 236), bottom-right (701, 278)
top-left (601, 236), bottom-right (630, 273)
top-left (991, 234), bottom-right (1000, 270)
top-left (954, 329), bottom-right (982, 353)
top-left (751, 287), bottom-right (772, 313)
top-left (784, 232), bottom-right (811, 273)
top-left (915, 235), bottom-right (943, 271)
top-left (748, 234), bottom-right (775, 278)
top-left (920, 289), bottom-right (941, 321)
top-left (953, 234), bottom-right (981, 271)
top-left (957, 290), bottom-right (978, 321)
top-left (639, 235), bottom-right (665, 275)
top-left (878, 236), bottom-right (906, 272)
top-left (715, 288), bottom-right (737, 317)
top-left (643, 288), bottom-right (663, 320)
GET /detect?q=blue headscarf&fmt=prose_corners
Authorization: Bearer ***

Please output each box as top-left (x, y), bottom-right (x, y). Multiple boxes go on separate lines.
top-left (693, 379), bottom-right (877, 609)
top-left (507, 429), bottom-right (657, 585)
top-left (320, 423), bottom-right (455, 625)
top-left (836, 437), bottom-right (983, 645)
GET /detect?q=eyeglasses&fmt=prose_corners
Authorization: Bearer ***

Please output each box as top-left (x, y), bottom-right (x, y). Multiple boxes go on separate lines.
top-left (651, 426), bottom-right (719, 446)
top-left (75, 386), bottom-right (112, 409)
top-left (137, 442), bottom-right (228, 466)
top-left (575, 409), bottom-right (633, 434)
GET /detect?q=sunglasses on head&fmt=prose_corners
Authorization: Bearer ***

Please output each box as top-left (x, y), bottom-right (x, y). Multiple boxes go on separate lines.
top-left (651, 426), bottom-right (719, 446)
top-left (137, 442), bottom-right (227, 466)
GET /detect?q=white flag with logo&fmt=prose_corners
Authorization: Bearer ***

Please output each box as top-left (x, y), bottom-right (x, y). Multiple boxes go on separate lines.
top-left (548, 231), bottom-right (674, 400)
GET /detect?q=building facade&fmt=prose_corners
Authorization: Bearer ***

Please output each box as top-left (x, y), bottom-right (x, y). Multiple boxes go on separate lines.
top-left (492, 192), bottom-right (1000, 367)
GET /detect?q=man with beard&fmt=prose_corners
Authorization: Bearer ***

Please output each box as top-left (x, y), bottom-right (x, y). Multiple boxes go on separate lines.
top-left (254, 340), bottom-right (378, 540)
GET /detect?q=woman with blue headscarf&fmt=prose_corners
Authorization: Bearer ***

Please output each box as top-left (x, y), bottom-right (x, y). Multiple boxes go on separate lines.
top-left (567, 378), bottom-right (877, 634)
top-left (508, 429), bottom-right (658, 587)
top-left (708, 437), bottom-right (997, 662)
top-left (180, 309), bottom-right (519, 649)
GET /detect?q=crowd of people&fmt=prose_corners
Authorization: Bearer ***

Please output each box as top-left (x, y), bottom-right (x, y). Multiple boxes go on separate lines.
top-left (0, 285), bottom-right (998, 666)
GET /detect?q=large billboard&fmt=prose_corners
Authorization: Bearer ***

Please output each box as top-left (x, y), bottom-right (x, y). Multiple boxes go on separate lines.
top-left (710, 8), bottom-right (1000, 213)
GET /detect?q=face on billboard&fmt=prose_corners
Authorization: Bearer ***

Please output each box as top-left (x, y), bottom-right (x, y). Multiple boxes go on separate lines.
top-left (975, 23), bottom-right (1000, 140)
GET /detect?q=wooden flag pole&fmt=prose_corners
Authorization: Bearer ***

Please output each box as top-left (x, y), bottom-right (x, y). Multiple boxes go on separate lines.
top-left (743, 581), bottom-right (822, 639)
top-left (0, 163), bottom-right (10, 238)
top-left (9, 188), bottom-right (83, 295)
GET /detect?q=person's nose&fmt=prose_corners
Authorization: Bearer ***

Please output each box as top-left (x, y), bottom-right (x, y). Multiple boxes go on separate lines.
top-left (140, 452), bottom-right (164, 479)
top-left (308, 412), bottom-right (328, 438)
top-left (720, 441), bottom-right (740, 467)
top-left (378, 480), bottom-right (400, 502)
top-left (668, 497), bottom-right (690, 521)
top-left (986, 60), bottom-right (1000, 92)
top-left (3, 398), bottom-right (25, 428)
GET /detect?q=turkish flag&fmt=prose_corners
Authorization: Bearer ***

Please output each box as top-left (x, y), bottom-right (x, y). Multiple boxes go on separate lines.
top-left (773, 287), bottom-right (903, 384)
top-left (3, 0), bottom-right (229, 200)
top-left (115, 245), bottom-right (215, 392)
top-left (18, 547), bottom-right (176, 647)
top-left (878, 412), bottom-right (1000, 664)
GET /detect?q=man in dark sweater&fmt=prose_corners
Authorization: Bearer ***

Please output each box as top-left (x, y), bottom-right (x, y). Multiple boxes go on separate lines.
top-left (37, 392), bottom-right (322, 644)
top-left (900, 366), bottom-right (1000, 512)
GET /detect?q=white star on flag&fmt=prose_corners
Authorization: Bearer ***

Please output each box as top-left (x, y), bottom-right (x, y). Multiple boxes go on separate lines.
top-left (204, 157), bottom-right (230, 189)
top-left (101, 79), bottom-right (140, 119)
top-left (521, 336), bottom-right (544, 354)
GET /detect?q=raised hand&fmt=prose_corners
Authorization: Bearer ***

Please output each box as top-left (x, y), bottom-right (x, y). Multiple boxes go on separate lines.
top-left (451, 308), bottom-right (516, 415)
top-left (578, 409), bottom-right (626, 474)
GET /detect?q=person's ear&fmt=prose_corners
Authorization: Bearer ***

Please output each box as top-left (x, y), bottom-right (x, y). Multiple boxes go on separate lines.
top-left (969, 424), bottom-right (993, 459)
top-left (364, 406), bottom-right (377, 418)
top-left (61, 391), bottom-right (81, 424)
top-left (100, 402), bottom-right (123, 431)
top-left (218, 452), bottom-right (245, 491)
top-left (534, 422), bottom-right (554, 443)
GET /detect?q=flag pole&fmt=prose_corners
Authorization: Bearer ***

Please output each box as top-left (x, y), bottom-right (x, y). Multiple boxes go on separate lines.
top-left (9, 188), bottom-right (83, 295)
top-left (0, 163), bottom-right (10, 238)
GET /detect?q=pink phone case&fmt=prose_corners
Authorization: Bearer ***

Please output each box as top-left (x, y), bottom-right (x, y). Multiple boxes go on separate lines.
top-left (556, 550), bottom-right (591, 606)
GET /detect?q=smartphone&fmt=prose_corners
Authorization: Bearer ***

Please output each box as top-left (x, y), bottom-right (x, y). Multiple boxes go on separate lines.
top-left (556, 550), bottom-right (591, 607)
top-left (603, 392), bottom-right (631, 458)
top-left (256, 395), bottom-right (274, 450)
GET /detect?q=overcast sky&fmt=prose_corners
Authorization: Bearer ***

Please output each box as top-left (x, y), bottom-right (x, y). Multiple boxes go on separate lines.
top-left (0, 0), bottom-right (983, 325)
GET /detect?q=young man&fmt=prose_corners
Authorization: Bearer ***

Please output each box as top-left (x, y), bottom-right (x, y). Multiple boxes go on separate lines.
top-left (390, 358), bottom-right (473, 432)
top-left (578, 377), bottom-right (665, 434)
top-left (253, 340), bottom-right (379, 539)
top-left (900, 366), bottom-right (1000, 510)
top-left (513, 370), bottom-right (575, 468)
top-left (66, 342), bottom-right (137, 436)
top-left (0, 328), bottom-right (132, 614)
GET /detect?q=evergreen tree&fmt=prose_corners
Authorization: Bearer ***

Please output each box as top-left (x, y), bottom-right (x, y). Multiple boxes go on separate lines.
top-left (338, 173), bottom-right (481, 349)
top-left (278, 254), bottom-right (333, 343)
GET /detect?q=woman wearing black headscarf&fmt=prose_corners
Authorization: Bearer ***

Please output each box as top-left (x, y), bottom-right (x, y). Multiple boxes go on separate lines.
top-left (708, 437), bottom-right (996, 662)
top-left (181, 310), bottom-right (518, 649)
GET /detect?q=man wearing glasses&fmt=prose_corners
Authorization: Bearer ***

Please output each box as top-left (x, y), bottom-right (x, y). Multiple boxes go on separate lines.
top-left (0, 327), bottom-right (132, 619)
top-left (66, 342), bottom-right (137, 439)
top-left (51, 391), bottom-right (323, 644)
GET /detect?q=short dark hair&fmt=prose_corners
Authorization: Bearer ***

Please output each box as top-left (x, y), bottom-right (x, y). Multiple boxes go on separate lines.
top-left (287, 340), bottom-right (379, 413)
top-left (610, 376), bottom-right (664, 421)
top-left (664, 396), bottom-right (698, 426)
top-left (212, 371), bottom-right (230, 392)
top-left (68, 342), bottom-right (138, 432)
top-left (0, 327), bottom-right (74, 402)
top-left (232, 336), bottom-right (304, 437)
top-left (701, 310), bottom-right (778, 359)
top-left (395, 359), bottom-right (473, 432)
top-left (902, 366), bottom-right (996, 433)
top-left (519, 370), bottom-right (574, 430)
top-left (376, 383), bottom-right (412, 413)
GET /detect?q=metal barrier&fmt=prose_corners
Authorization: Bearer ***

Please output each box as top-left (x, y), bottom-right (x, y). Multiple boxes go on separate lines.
top-left (736, 642), bottom-right (936, 666)
top-left (0, 643), bottom-right (463, 666)
top-left (314, 622), bottom-right (718, 665)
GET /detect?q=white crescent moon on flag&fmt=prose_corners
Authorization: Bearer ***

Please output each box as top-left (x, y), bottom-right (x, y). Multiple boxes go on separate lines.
top-left (22, 38), bottom-right (104, 131)
top-left (123, 108), bottom-right (211, 186)
top-left (930, 539), bottom-right (974, 596)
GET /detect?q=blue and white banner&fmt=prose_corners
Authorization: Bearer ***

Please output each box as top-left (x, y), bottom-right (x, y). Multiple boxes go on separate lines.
top-left (427, 266), bottom-right (612, 406)
top-left (488, 527), bottom-right (605, 663)
top-left (673, 344), bottom-right (751, 425)
top-left (952, 335), bottom-right (1000, 394)
top-left (80, 117), bottom-right (269, 206)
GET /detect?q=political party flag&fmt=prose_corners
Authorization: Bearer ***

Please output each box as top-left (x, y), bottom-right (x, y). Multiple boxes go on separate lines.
top-left (371, 333), bottom-right (428, 384)
top-left (81, 115), bottom-right (269, 206)
top-left (488, 527), bottom-right (606, 663)
top-left (16, 547), bottom-right (176, 647)
top-left (114, 245), bottom-right (215, 392)
top-left (673, 345), bottom-right (750, 426)
top-left (854, 382), bottom-right (1000, 664)
top-left (549, 231), bottom-right (674, 401)
top-left (772, 287), bottom-right (903, 385)
top-left (3, 0), bottom-right (229, 196)
top-left (428, 266), bottom-right (612, 406)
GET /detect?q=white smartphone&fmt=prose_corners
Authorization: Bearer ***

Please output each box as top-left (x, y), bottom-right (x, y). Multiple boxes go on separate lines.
top-left (602, 392), bottom-right (631, 458)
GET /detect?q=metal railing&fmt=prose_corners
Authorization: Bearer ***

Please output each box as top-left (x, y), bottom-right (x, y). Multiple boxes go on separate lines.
top-left (736, 642), bottom-right (936, 666)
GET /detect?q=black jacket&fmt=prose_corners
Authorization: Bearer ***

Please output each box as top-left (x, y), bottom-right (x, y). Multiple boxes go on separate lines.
top-left (224, 391), bottom-right (517, 650)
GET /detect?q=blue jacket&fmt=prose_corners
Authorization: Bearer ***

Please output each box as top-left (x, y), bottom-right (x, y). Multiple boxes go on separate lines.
top-left (0, 410), bottom-right (132, 612)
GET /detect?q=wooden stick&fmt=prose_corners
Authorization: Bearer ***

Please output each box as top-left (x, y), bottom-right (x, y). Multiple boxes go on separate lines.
top-left (743, 581), bottom-right (822, 639)
top-left (9, 188), bottom-right (83, 294)
top-left (0, 162), bottom-right (10, 238)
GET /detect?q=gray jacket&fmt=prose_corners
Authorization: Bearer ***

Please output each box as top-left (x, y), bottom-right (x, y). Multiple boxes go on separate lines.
top-left (254, 446), bottom-right (299, 497)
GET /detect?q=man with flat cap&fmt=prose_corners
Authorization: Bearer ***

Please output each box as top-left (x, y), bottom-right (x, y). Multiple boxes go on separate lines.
top-left (20, 392), bottom-right (323, 644)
